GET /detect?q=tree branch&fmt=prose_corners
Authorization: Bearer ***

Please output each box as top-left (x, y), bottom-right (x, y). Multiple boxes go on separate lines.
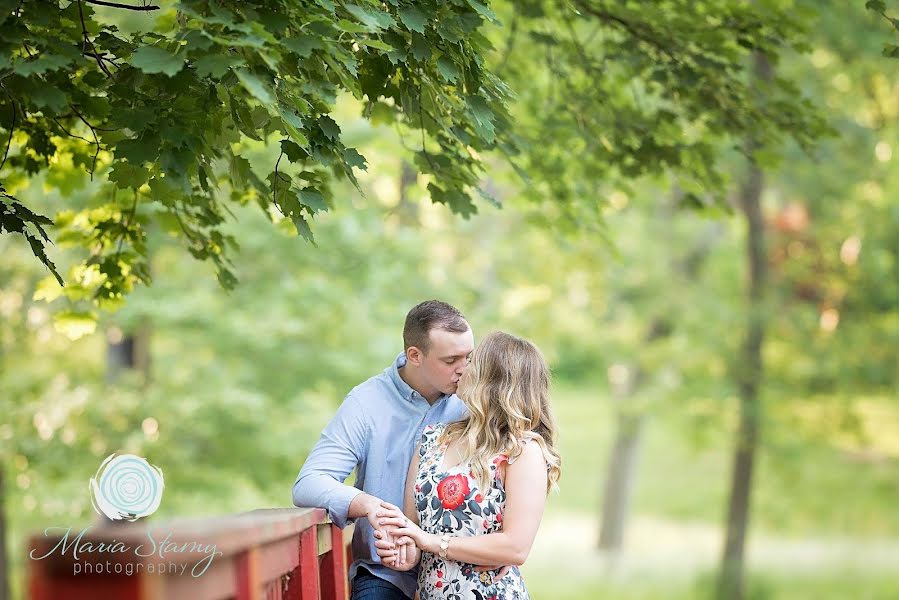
top-left (495, 10), bottom-right (519, 78)
top-left (417, 83), bottom-right (437, 173)
top-left (83, 0), bottom-right (160, 10)
top-left (273, 148), bottom-right (286, 205)
top-left (70, 105), bottom-right (101, 178)
top-left (52, 117), bottom-right (92, 144)
top-left (114, 190), bottom-right (139, 261)
top-left (77, 0), bottom-right (113, 78)
top-left (0, 96), bottom-right (15, 172)
top-left (571, 2), bottom-right (683, 64)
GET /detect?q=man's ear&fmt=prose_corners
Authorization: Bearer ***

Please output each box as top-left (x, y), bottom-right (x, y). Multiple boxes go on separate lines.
top-left (406, 346), bottom-right (423, 366)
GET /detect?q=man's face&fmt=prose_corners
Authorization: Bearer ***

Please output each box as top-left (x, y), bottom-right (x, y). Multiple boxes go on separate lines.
top-left (416, 327), bottom-right (474, 396)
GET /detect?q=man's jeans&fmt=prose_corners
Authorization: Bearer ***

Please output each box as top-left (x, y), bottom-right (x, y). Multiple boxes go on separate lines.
top-left (350, 568), bottom-right (410, 600)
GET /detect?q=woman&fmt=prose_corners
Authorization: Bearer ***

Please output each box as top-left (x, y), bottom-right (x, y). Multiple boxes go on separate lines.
top-left (375, 331), bottom-right (561, 600)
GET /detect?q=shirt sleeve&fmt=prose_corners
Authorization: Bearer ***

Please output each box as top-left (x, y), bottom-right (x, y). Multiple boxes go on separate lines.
top-left (292, 393), bottom-right (368, 529)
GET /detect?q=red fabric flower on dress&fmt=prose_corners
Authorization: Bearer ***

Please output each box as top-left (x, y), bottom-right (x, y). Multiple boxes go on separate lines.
top-left (437, 473), bottom-right (470, 509)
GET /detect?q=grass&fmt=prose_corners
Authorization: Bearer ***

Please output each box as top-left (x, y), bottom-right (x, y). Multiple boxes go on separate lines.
top-left (522, 569), bottom-right (899, 600)
top-left (548, 381), bottom-right (899, 537)
top-left (518, 381), bottom-right (899, 598)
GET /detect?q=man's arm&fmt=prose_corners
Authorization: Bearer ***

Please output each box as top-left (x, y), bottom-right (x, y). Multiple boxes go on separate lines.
top-left (292, 393), bottom-right (369, 529)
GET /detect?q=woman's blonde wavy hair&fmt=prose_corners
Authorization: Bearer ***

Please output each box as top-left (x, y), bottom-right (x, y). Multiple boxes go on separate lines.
top-left (440, 331), bottom-right (561, 494)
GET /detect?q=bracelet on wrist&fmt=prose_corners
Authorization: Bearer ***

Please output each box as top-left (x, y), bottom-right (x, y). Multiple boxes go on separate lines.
top-left (438, 533), bottom-right (451, 559)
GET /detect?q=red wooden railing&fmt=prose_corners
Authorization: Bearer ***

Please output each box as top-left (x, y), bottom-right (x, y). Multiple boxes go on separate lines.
top-left (28, 508), bottom-right (354, 600)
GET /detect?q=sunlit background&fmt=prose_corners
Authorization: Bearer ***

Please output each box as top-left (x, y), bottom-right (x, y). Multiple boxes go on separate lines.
top-left (3, 2), bottom-right (899, 600)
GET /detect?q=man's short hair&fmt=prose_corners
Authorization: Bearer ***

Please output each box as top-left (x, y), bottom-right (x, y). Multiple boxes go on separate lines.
top-left (403, 300), bottom-right (469, 354)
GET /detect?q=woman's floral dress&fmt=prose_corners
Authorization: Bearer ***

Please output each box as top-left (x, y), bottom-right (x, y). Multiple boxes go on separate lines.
top-left (413, 423), bottom-right (530, 600)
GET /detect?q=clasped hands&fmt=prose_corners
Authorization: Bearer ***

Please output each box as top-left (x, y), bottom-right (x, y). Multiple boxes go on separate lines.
top-left (372, 501), bottom-right (508, 579)
top-left (371, 502), bottom-right (427, 571)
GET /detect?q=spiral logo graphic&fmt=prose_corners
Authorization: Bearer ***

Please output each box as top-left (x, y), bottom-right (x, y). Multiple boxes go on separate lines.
top-left (89, 454), bottom-right (164, 522)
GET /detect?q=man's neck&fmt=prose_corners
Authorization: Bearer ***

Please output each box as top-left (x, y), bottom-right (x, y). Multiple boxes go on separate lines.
top-left (398, 365), bottom-right (441, 405)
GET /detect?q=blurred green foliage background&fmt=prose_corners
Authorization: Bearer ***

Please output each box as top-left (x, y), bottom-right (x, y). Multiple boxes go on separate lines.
top-left (3, 1), bottom-right (899, 599)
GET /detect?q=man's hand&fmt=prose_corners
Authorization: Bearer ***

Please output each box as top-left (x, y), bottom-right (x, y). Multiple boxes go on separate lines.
top-left (349, 493), bottom-right (409, 565)
top-left (350, 493), bottom-right (399, 536)
top-left (376, 530), bottom-right (420, 571)
top-left (475, 565), bottom-right (512, 580)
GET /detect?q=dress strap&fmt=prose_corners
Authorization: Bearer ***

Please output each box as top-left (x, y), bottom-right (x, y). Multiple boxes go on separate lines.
top-left (419, 423), bottom-right (446, 457)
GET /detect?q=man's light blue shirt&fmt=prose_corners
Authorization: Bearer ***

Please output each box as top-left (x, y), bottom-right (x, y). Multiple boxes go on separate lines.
top-left (292, 353), bottom-right (468, 598)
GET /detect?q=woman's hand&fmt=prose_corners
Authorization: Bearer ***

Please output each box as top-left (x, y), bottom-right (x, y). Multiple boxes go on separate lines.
top-left (376, 529), bottom-right (420, 571)
top-left (376, 503), bottom-right (440, 555)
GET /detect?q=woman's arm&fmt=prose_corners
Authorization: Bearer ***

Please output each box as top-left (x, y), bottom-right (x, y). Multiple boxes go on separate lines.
top-left (403, 442), bottom-right (421, 526)
top-left (379, 441), bottom-right (548, 567)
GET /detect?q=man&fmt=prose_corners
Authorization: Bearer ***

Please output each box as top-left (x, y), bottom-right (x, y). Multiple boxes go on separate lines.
top-left (292, 300), bottom-right (473, 600)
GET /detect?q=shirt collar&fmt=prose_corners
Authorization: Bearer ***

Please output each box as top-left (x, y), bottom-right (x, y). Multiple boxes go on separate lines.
top-left (389, 352), bottom-right (448, 404)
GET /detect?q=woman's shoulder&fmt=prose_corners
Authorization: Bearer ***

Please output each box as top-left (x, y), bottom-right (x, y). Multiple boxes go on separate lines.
top-left (506, 435), bottom-right (546, 466)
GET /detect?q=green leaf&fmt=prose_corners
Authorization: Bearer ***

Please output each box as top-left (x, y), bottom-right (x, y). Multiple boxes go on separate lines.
top-left (356, 38), bottom-right (393, 51)
top-left (29, 85), bottom-right (67, 112)
top-left (317, 115), bottom-right (341, 140)
top-left (281, 139), bottom-right (308, 162)
top-left (437, 56), bottom-right (460, 82)
top-left (344, 4), bottom-right (396, 30)
top-left (398, 7), bottom-right (428, 33)
top-left (13, 54), bottom-right (70, 76)
top-left (116, 137), bottom-right (160, 164)
top-left (428, 182), bottom-right (477, 217)
top-left (235, 69), bottom-right (275, 104)
top-left (466, 95), bottom-right (495, 142)
top-left (195, 54), bottom-right (241, 77)
top-left (292, 213), bottom-right (315, 243)
top-left (33, 275), bottom-right (64, 302)
top-left (410, 33), bottom-right (431, 61)
top-left (882, 44), bottom-right (899, 58)
top-left (278, 105), bottom-right (311, 147)
top-left (336, 19), bottom-right (371, 34)
top-left (54, 310), bottom-right (98, 340)
top-left (465, 0), bottom-right (498, 22)
top-left (298, 187), bottom-right (328, 213)
top-left (131, 46), bottom-right (185, 76)
top-left (369, 101), bottom-right (394, 125)
top-left (108, 162), bottom-right (150, 189)
top-left (283, 35), bottom-right (324, 58)
top-left (866, 0), bottom-right (886, 12)
top-left (477, 186), bottom-right (501, 208)
top-left (229, 155), bottom-right (255, 190)
top-left (343, 147), bottom-right (367, 171)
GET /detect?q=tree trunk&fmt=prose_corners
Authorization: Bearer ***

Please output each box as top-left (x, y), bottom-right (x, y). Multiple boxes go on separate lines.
top-left (0, 465), bottom-right (9, 600)
top-left (397, 160), bottom-right (419, 225)
top-left (598, 194), bottom-right (722, 553)
top-left (598, 406), bottom-right (646, 551)
top-left (717, 53), bottom-right (771, 600)
top-left (106, 323), bottom-right (151, 385)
